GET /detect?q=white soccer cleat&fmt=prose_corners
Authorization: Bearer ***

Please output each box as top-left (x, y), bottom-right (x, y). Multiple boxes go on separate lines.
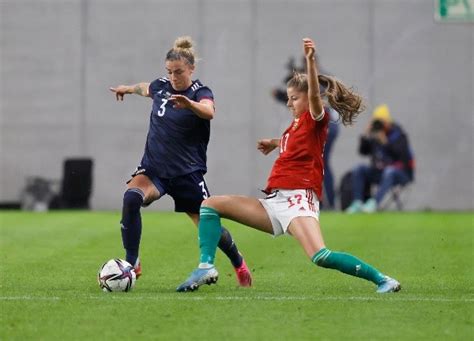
top-left (176, 266), bottom-right (219, 292)
top-left (376, 276), bottom-right (401, 293)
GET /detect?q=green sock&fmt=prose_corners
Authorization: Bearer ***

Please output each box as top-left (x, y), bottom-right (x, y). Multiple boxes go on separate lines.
top-left (312, 248), bottom-right (385, 285)
top-left (198, 207), bottom-right (223, 265)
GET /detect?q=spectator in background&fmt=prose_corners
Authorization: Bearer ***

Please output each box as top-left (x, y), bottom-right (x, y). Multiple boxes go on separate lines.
top-left (272, 56), bottom-right (339, 209)
top-left (271, 56), bottom-right (305, 103)
top-left (346, 104), bottom-right (415, 213)
top-left (322, 107), bottom-right (340, 209)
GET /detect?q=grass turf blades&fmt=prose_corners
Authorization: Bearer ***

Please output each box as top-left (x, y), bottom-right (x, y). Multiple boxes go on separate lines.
top-left (0, 211), bottom-right (472, 340)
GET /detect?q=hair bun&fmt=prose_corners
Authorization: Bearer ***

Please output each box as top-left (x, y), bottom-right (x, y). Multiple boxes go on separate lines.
top-left (174, 36), bottom-right (193, 50)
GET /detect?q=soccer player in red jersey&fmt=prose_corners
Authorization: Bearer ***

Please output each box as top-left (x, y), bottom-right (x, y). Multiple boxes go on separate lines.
top-left (177, 38), bottom-right (401, 294)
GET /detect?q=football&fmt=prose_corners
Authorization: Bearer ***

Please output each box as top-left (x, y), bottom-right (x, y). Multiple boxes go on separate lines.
top-left (97, 259), bottom-right (136, 292)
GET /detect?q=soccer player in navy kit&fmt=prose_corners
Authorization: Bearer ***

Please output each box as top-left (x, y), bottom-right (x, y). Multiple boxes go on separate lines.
top-left (110, 36), bottom-right (252, 287)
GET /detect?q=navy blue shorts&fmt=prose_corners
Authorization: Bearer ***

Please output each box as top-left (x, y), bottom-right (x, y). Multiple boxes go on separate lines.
top-left (127, 166), bottom-right (210, 213)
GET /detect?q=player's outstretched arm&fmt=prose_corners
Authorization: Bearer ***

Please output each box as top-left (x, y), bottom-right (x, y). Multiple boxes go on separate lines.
top-left (303, 38), bottom-right (324, 120)
top-left (109, 82), bottom-right (151, 101)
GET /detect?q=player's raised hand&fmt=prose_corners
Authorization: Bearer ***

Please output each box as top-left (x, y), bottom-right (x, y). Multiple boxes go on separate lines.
top-left (170, 94), bottom-right (192, 109)
top-left (257, 139), bottom-right (278, 155)
top-left (303, 38), bottom-right (316, 60)
top-left (109, 86), bottom-right (129, 101)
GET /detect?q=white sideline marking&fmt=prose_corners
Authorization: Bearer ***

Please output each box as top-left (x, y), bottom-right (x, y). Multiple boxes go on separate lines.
top-left (1, 296), bottom-right (61, 301)
top-left (1, 295), bottom-right (473, 303)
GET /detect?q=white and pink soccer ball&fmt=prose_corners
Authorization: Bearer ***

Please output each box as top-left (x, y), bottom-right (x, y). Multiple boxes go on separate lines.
top-left (97, 259), bottom-right (136, 292)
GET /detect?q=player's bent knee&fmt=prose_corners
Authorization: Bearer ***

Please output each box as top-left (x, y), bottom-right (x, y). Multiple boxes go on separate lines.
top-left (202, 195), bottom-right (228, 211)
top-left (123, 188), bottom-right (145, 211)
top-left (201, 197), bottom-right (213, 208)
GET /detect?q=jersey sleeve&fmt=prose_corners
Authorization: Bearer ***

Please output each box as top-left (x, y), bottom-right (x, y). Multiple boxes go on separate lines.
top-left (148, 77), bottom-right (167, 97)
top-left (312, 107), bottom-right (326, 121)
top-left (316, 109), bottom-right (330, 128)
top-left (195, 86), bottom-right (214, 103)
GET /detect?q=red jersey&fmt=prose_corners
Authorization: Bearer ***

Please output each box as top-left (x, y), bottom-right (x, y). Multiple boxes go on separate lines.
top-left (265, 110), bottom-right (329, 199)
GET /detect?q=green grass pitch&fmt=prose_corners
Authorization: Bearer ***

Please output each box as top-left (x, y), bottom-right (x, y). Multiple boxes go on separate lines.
top-left (1, 211), bottom-right (473, 340)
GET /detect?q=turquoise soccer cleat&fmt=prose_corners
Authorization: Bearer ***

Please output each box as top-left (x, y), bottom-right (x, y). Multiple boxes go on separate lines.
top-left (362, 198), bottom-right (377, 213)
top-left (345, 200), bottom-right (363, 214)
top-left (376, 276), bottom-right (401, 293)
top-left (176, 266), bottom-right (219, 292)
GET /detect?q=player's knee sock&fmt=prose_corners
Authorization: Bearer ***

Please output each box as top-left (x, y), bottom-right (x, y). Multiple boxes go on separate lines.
top-left (120, 188), bottom-right (144, 266)
top-left (312, 248), bottom-right (385, 285)
top-left (198, 206), bottom-right (223, 266)
top-left (218, 227), bottom-right (243, 268)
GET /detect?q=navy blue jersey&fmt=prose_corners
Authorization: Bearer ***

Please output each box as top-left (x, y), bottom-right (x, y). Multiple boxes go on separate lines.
top-left (141, 77), bottom-right (214, 178)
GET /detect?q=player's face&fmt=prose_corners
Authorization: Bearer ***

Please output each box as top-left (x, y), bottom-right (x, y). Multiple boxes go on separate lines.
top-left (166, 59), bottom-right (194, 91)
top-left (286, 87), bottom-right (309, 118)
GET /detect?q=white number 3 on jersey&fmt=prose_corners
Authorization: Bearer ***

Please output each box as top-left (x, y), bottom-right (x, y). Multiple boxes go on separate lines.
top-left (157, 98), bottom-right (168, 117)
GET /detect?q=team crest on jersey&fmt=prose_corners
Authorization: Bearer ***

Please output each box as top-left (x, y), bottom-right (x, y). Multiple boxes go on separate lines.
top-left (292, 118), bottom-right (300, 131)
top-left (157, 90), bottom-right (171, 99)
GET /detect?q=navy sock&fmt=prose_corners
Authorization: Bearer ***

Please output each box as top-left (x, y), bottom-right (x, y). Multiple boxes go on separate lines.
top-left (218, 227), bottom-right (243, 268)
top-left (120, 188), bottom-right (144, 266)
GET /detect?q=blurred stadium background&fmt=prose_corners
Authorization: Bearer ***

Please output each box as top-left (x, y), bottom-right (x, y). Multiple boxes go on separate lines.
top-left (1, 0), bottom-right (473, 211)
